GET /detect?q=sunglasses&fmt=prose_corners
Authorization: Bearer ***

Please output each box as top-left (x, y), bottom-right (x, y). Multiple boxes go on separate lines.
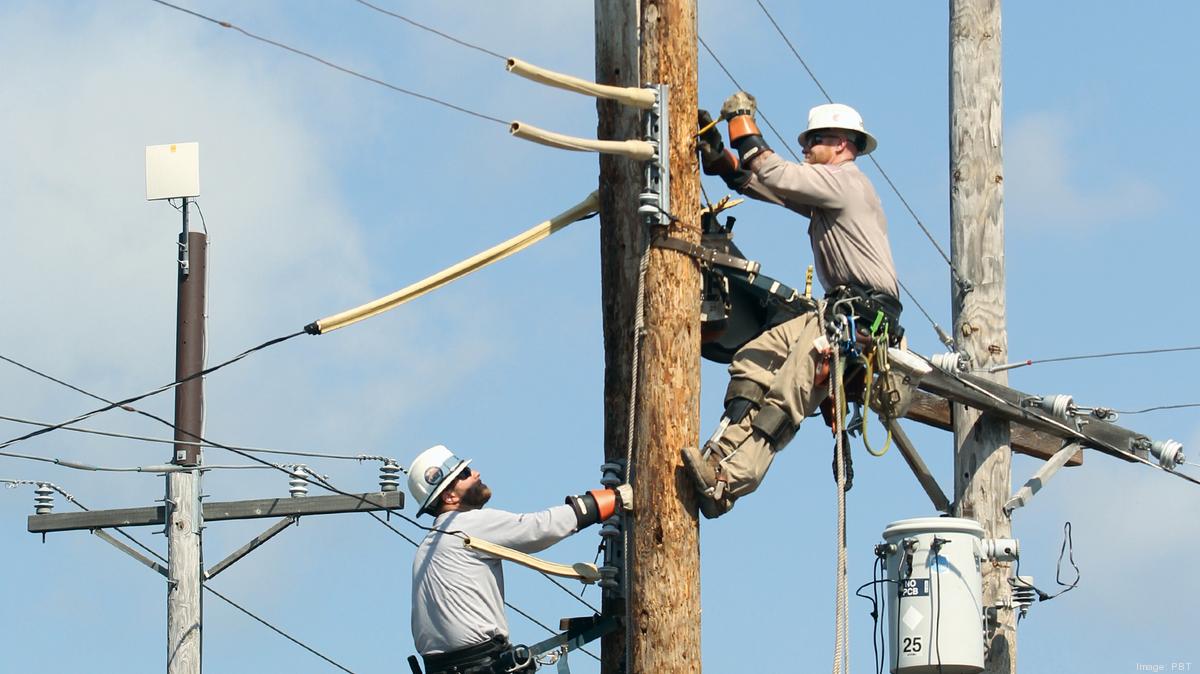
top-left (804, 132), bottom-right (847, 148)
top-left (454, 466), bottom-right (473, 482)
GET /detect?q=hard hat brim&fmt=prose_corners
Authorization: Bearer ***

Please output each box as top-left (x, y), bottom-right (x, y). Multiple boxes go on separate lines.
top-left (419, 457), bottom-right (473, 516)
top-left (797, 128), bottom-right (878, 156)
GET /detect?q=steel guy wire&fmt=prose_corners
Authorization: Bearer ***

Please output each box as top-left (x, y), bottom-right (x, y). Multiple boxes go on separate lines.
top-left (350, 0), bottom-right (507, 61)
top-left (750, 0), bottom-right (967, 294)
top-left (0, 331), bottom-right (304, 453)
top-left (148, 0), bottom-right (508, 126)
top-left (0, 413), bottom-right (396, 464)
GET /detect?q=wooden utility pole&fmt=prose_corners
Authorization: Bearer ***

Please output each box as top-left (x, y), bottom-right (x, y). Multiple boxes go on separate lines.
top-left (950, 1), bottom-right (1015, 672)
top-left (168, 200), bottom-right (205, 674)
top-left (596, 1), bottom-right (702, 672)
top-left (594, 2), bottom-right (642, 671)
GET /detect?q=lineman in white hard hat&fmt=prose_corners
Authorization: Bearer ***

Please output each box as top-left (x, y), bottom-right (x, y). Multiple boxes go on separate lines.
top-left (407, 445), bottom-right (630, 673)
top-left (685, 94), bottom-right (903, 518)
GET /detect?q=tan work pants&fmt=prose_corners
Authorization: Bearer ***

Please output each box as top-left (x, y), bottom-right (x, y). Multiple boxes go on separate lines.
top-left (714, 313), bottom-right (829, 498)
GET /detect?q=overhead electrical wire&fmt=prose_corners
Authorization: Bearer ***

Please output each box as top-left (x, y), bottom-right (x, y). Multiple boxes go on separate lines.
top-left (0, 334), bottom-right (303, 453)
top-left (0, 413), bottom-right (395, 464)
top-left (749, 0), bottom-right (965, 294)
top-left (989, 345), bottom-right (1200, 373)
top-left (350, 0), bottom-right (506, 61)
top-left (9, 359), bottom-right (601, 656)
top-left (698, 34), bottom-right (954, 348)
top-left (147, 0), bottom-right (508, 126)
top-left (2, 482), bottom-right (358, 674)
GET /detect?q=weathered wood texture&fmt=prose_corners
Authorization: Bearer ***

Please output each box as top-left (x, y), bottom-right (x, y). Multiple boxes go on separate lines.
top-left (950, 2), bottom-right (1015, 672)
top-left (631, 2), bottom-right (703, 673)
top-left (167, 470), bottom-right (201, 674)
top-left (595, 3), bottom-right (642, 670)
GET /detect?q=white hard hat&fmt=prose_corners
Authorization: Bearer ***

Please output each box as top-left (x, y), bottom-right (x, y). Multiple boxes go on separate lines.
top-left (797, 103), bottom-right (877, 155)
top-left (407, 445), bottom-right (472, 516)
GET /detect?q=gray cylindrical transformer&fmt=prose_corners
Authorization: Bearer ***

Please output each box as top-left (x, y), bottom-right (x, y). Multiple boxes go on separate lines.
top-left (881, 517), bottom-right (987, 673)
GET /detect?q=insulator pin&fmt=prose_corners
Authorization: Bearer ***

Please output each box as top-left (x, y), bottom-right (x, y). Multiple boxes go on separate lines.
top-left (379, 461), bottom-right (401, 492)
top-left (34, 483), bottom-right (54, 515)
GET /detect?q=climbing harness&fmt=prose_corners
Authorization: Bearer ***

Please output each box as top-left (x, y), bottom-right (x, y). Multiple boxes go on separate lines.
top-left (409, 616), bottom-right (617, 674)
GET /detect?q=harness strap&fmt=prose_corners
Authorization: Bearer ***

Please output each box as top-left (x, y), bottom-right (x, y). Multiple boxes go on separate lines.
top-left (725, 378), bottom-right (766, 408)
top-left (751, 403), bottom-right (796, 447)
top-left (652, 235), bottom-right (761, 275)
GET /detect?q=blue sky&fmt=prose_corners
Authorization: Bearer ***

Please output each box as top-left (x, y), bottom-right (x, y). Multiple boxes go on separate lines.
top-left (1, 2), bottom-right (1197, 672)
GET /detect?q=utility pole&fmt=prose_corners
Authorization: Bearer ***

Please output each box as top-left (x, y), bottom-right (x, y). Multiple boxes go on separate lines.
top-left (596, 1), bottom-right (702, 672)
top-left (949, 1), bottom-right (1015, 672)
top-left (168, 198), bottom-right (205, 674)
top-left (594, 2), bottom-right (641, 672)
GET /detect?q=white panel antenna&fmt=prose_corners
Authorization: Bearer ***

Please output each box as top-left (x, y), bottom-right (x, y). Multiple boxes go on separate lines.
top-left (145, 142), bottom-right (200, 201)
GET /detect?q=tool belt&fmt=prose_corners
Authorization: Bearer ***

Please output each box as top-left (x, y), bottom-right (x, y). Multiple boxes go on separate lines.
top-left (420, 635), bottom-right (534, 674)
top-left (824, 284), bottom-right (903, 345)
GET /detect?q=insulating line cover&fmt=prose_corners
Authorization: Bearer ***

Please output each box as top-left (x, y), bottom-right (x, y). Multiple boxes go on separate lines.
top-left (506, 57), bottom-right (656, 109)
top-left (510, 121), bottom-right (655, 161)
top-left (313, 191), bottom-right (599, 334)
top-left (464, 536), bottom-right (602, 583)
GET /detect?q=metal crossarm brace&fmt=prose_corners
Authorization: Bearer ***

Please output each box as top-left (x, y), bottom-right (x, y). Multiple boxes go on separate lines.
top-left (93, 528), bottom-right (168, 577)
top-left (1004, 442), bottom-right (1083, 515)
top-left (28, 491), bottom-right (402, 533)
top-left (204, 516), bottom-right (297, 580)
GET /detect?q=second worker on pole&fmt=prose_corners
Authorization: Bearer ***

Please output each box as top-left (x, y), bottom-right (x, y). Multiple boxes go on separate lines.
top-left (682, 93), bottom-right (902, 518)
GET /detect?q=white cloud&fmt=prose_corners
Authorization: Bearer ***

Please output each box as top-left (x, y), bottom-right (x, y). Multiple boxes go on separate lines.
top-left (1006, 112), bottom-right (1163, 229)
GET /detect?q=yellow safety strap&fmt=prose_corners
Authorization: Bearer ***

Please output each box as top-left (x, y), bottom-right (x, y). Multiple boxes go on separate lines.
top-left (309, 191), bottom-right (599, 335)
top-left (860, 340), bottom-right (893, 457)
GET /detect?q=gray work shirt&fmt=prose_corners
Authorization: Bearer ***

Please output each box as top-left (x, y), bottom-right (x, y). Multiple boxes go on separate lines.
top-left (740, 153), bottom-right (899, 298)
top-left (411, 505), bottom-right (578, 655)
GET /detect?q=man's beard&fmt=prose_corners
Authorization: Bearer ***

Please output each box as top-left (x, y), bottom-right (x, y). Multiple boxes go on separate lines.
top-left (460, 481), bottom-right (492, 509)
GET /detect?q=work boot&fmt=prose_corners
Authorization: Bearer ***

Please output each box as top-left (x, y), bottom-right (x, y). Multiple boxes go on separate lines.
top-left (681, 446), bottom-right (734, 519)
top-left (832, 432), bottom-right (854, 491)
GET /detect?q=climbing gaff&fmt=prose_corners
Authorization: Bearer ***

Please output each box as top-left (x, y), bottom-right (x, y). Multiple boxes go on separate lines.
top-left (510, 122), bottom-right (655, 161)
top-left (505, 57), bottom-right (657, 110)
top-left (306, 191), bottom-right (600, 335)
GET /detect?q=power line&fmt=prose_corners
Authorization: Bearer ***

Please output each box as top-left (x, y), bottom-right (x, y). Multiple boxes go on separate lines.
top-left (697, 34), bottom-right (955, 347)
top-left (748, 0), bottom-right (968, 293)
top-left (7, 479), bottom-right (360, 666)
top-left (1113, 403), bottom-right (1200, 415)
top-left (148, 0), bottom-right (508, 126)
top-left (697, 36), bottom-right (802, 163)
top-left (0, 331), bottom-right (303, 453)
top-left (204, 584), bottom-right (357, 673)
top-left (0, 413), bottom-right (396, 465)
top-left (350, 0), bottom-right (506, 61)
top-left (989, 345), bottom-right (1200, 373)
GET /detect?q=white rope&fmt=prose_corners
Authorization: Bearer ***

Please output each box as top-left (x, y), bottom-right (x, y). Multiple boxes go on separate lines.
top-left (832, 346), bottom-right (850, 674)
top-left (621, 239), bottom-right (651, 671)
